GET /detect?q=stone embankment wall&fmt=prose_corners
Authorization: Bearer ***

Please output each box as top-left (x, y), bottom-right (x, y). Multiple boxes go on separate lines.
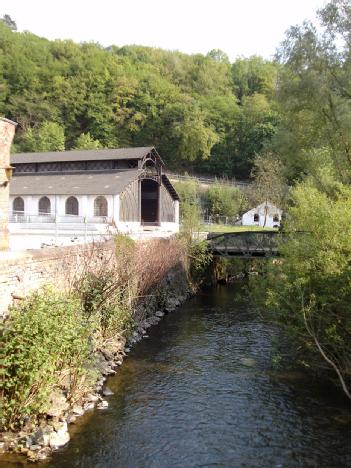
top-left (0, 240), bottom-right (115, 317)
top-left (1, 237), bottom-right (191, 462)
top-left (0, 118), bottom-right (17, 251)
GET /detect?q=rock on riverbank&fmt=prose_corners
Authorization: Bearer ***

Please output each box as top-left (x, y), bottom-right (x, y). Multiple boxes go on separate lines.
top-left (0, 268), bottom-right (192, 462)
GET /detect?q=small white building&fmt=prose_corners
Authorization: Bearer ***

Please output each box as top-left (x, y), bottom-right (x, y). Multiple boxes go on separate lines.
top-left (242, 202), bottom-right (282, 228)
top-left (9, 147), bottom-right (180, 235)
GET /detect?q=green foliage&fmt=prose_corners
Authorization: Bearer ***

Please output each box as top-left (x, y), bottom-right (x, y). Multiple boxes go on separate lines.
top-left (20, 122), bottom-right (65, 152)
top-left (174, 177), bottom-right (202, 238)
top-left (187, 240), bottom-right (213, 285)
top-left (1, 236), bottom-right (187, 432)
top-left (248, 152), bottom-right (287, 209)
top-left (73, 132), bottom-right (102, 150)
top-left (174, 177), bottom-right (201, 206)
top-left (0, 14), bottom-right (17, 31)
top-left (80, 271), bottom-right (134, 338)
top-left (1, 289), bottom-right (92, 430)
top-left (0, 22), bottom-right (278, 177)
top-left (180, 202), bottom-right (202, 239)
top-left (232, 56), bottom-right (279, 103)
top-left (262, 176), bottom-right (351, 395)
top-left (239, 1), bottom-right (351, 398)
top-left (174, 110), bottom-right (219, 161)
top-left (271, 0), bottom-right (351, 183)
top-left (207, 183), bottom-right (247, 217)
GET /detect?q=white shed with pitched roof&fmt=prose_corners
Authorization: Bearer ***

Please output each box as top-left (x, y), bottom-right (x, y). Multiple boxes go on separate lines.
top-left (242, 202), bottom-right (282, 228)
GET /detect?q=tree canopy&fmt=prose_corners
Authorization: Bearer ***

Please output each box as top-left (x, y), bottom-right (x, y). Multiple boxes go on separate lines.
top-left (253, 0), bottom-right (351, 398)
top-left (0, 22), bottom-right (278, 177)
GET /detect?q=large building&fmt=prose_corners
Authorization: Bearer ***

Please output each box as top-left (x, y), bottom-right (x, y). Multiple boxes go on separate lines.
top-left (9, 147), bottom-right (180, 234)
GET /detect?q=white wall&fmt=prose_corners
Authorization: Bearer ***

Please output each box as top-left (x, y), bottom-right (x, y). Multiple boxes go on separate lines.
top-left (174, 200), bottom-right (180, 225)
top-left (10, 193), bottom-right (180, 233)
top-left (10, 195), bottom-right (115, 220)
top-left (242, 212), bottom-right (281, 228)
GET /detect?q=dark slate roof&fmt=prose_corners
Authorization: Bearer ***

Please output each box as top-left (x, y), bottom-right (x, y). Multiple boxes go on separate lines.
top-left (10, 170), bottom-right (140, 195)
top-left (162, 175), bottom-right (180, 201)
top-left (11, 147), bottom-right (154, 164)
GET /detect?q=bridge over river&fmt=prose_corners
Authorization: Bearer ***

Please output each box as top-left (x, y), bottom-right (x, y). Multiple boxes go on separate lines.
top-left (207, 230), bottom-right (285, 258)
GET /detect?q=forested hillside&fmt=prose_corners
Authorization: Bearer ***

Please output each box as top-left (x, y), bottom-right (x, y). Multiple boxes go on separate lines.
top-left (0, 20), bottom-right (278, 178)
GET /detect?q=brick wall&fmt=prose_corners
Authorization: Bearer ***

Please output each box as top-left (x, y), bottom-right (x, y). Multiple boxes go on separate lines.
top-left (0, 240), bottom-right (116, 317)
top-left (0, 117), bottom-right (17, 250)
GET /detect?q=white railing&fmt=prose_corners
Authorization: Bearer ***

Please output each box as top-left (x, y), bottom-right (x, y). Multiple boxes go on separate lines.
top-left (9, 211), bottom-right (111, 224)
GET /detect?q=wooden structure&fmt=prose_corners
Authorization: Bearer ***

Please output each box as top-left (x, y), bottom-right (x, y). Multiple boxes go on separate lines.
top-left (9, 147), bottom-right (179, 233)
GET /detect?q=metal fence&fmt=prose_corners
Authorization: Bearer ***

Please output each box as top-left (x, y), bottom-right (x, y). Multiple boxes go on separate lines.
top-left (167, 173), bottom-right (249, 187)
top-left (202, 215), bottom-right (241, 226)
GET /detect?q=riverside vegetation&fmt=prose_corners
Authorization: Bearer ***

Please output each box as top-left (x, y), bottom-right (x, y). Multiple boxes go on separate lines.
top-left (1, 234), bottom-right (212, 462)
top-left (171, 0), bottom-right (351, 401)
top-left (1, 0), bottom-right (351, 436)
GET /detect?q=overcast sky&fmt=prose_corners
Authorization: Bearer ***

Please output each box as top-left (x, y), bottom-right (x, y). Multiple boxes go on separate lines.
top-left (2, 0), bottom-right (326, 60)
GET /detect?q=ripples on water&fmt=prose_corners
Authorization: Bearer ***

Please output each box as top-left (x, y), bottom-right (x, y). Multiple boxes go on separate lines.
top-left (4, 286), bottom-right (351, 467)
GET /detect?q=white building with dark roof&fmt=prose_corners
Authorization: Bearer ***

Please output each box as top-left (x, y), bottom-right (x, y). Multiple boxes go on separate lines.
top-left (9, 147), bottom-right (180, 236)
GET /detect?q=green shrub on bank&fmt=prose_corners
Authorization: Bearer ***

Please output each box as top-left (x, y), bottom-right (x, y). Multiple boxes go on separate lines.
top-left (1, 237), bottom-right (188, 432)
top-left (207, 183), bottom-right (247, 218)
top-left (80, 270), bottom-right (135, 339)
top-left (186, 240), bottom-right (213, 286)
top-left (1, 289), bottom-right (93, 430)
top-left (258, 176), bottom-right (351, 397)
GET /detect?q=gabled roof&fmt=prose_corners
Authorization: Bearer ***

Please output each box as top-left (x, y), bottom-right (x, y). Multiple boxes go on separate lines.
top-left (10, 170), bottom-right (141, 196)
top-left (243, 202), bottom-right (282, 216)
top-left (10, 169), bottom-right (180, 200)
top-left (11, 147), bottom-right (154, 164)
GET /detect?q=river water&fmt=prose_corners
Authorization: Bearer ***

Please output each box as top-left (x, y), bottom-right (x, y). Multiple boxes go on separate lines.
top-left (5, 285), bottom-right (351, 467)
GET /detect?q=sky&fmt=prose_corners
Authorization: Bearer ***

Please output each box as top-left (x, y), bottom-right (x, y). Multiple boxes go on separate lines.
top-left (2, 0), bottom-right (326, 61)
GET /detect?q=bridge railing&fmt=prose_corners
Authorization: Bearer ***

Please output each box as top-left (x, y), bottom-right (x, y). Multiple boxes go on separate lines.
top-left (206, 231), bottom-right (310, 257)
top-left (207, 231), bottom-right (285, 257)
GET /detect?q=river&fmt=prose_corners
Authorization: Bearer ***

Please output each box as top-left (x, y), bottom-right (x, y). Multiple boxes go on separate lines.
top-left (5, 285), bottom-right (351, 467)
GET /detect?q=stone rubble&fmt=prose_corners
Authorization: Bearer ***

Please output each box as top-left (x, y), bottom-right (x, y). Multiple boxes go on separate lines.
top-left (1, 279), bottom-right (193, 462)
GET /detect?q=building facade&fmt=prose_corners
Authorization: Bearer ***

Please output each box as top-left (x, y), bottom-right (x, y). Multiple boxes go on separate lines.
top-left (0, 118), bottom-right (17, 250)
top-left (242, 202), bottom-right (282, 228)
top-left (9, 147), bottom-right (180, 234)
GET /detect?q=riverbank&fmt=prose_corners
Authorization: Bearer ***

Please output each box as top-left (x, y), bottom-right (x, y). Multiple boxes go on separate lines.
top-left (7, 284), bottom-right (351, 467)
top-left (1, 236), bottom-right (195, 462)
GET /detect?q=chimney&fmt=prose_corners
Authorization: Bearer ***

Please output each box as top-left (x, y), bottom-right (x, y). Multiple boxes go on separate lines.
top-left (0, 117), bottom-right (17, 250)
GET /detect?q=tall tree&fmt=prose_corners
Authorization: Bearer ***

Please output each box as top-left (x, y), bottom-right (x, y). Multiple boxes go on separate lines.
top-left (272, 0), bottom-right (351, 182)
top-left (0, 14), bottom-right (17, 31)
top-left (248, 153), bottom-right (287, 226)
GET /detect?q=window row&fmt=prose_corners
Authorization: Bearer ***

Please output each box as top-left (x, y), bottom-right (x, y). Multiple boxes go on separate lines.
top-left (12, 196), bottom-right (108, 217)
top-left (253, 213), bottom-right (279, 222)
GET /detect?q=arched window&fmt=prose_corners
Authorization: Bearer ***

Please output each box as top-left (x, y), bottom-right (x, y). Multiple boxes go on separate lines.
top-left (13, 197), bottom-right (24, 213)
top-left (273, 214), bottom-right (279, 223)
top-left (253, 213), bottom-right (259, 222)
top-left (94, 196), bottom-right (108, 217)
top-left (65, 196), bottom-right (79, 216)
top-left (39, 196), bottom-right (51, 214)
